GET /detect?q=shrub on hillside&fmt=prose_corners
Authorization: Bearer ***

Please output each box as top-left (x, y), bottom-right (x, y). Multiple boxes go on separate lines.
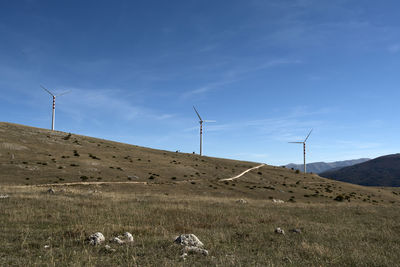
top-left (334, 195), bottom-right (344, 201)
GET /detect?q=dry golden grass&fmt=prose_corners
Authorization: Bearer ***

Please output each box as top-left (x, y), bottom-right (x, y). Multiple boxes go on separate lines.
top-left (1, 122), bottom-right (400, 266)
top-left (0, 185), bottom-right (399, 266)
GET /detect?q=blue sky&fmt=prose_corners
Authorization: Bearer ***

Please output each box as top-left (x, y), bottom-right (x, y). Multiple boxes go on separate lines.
top-left (1, 0), bottom-right (400, 165)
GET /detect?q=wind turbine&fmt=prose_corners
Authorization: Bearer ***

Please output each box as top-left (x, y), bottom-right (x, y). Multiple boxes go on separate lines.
top-left (289, 129), bottom-right (313, 173)
top-left (193, 106), bottom-right (216, 156)
top-left (41, 85), bottom-right (70, 131)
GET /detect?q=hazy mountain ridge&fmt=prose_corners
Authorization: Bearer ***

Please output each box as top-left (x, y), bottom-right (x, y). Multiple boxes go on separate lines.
top-left (320, 154), bottom-right (400, 187)
top-left (285, 158), bottom-right (370, 174)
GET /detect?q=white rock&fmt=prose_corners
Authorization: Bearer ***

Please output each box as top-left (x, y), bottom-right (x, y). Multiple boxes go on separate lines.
top-left (0, 194), bottom-right (9, 199)
top-left (275, 227), bottom-right (285, 235)
top-left (272, 199), bottom-right (285, 203)
top-left (44, 245), bottom-right (50, 249)
top-left (87, 232), bottom-right (105, 245)
top-left (236, 199), bottom-right (248, 204)
top-left (174, 234), bottom-right (204, 248)
top-left (184, 246), bottom-right (209, 256)
top-left (180, 252), bottom-right (188, 260)
top-left (111, 232), bottom-right (134, 244)
top-left (123, 232), bottom-right (134, 242)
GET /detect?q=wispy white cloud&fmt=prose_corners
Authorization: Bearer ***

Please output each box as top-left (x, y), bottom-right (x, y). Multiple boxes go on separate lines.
top-left (182, 58), bottom-right (302, 98)
top-left (181, 79), bottom-right (237, 98)
top-left (56, 87), bottom-right (175, 123)
top-left (185, 106), bottom-right (326, 143)
top-left (388, 44), bottom-right (400, 53)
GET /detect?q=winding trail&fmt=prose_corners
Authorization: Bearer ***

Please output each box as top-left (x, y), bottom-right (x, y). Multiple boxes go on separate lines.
top-left (219, 164), bottom-right (265, 182)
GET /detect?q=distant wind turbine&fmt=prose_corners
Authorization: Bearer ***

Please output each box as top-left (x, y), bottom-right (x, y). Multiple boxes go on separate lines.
top-left (41, 85), bottom-right (70, 131)
top-left (193, 106), bottom-right (216, 156)
top-left (289, 129), bottom-right (313, 173)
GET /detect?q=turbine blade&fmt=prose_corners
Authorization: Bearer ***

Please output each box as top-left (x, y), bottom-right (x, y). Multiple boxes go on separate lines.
top-left (193, 106), bottom-right (202, 121)
top-left (304, 129), bottom-right (313, 142)
top-left (288, 142), bottom-right (303, 144)
top-left (56, 90), bottom-right (70, 97)
top-left (204, 120), bottom-right (216, 123)
top-left (41, 85), bottom-right (54, 96)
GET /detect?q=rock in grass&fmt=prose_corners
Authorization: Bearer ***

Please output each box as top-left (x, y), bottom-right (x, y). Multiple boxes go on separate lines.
top-left (174, 234), bottom-right (208, 259)
top-left (87, 232), bottom-right (105, 245)
top-left (184, 246), bottom-right (209, 256)
top-left (180, 252), bottom-right (188, 260)
top-left (272, 199), bottom-right (285, 203)
top-left (123, 232), bottom-right (134, 242)
top-left (174, 234), bottom-right (204, 247)
top-left (0, 194), bottom-right (9, 199)
top-left (274, 227), bottom-right (285, 235)
top-left (236, 199), bottom-right (248, 204)
top-left (47, 188), bottom-right (55, 194)
top-left (110, 232), bottom-right (134, 244)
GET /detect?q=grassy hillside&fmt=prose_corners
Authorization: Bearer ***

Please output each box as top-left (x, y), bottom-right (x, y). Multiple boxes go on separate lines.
top-left (1, 122), bottom-right (400, 266)
top-left (321, 154), bottom-right (400, 187)
top-left (1, 122), bottom-right (397, 203)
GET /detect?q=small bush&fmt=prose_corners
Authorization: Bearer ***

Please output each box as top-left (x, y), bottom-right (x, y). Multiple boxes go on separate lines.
top-left (334, 195), bottom-right (344, 201)
top-left (295, 170), bottom-right (300, 174)
top-left (89, 154), bottom-right (100, 160)
top-left (63, 133), bottom-right (72, 140)
top-left (80, 176), bottom-right (88, 181)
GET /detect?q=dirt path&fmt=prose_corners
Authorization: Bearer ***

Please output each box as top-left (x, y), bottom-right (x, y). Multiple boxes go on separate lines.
top-left (219, 164), bottom-right (265, 181)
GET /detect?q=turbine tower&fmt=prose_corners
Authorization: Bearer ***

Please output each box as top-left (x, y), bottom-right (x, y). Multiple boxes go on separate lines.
top-left (193, 106), bottom-right (215, 156)
top-left (289, 129), bottom-right (313, 173)
top-left (41, 85), bottom-right (70, 131)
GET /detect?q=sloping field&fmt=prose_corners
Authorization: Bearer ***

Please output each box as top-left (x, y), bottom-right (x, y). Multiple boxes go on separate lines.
top-left (1, 122), bottom-right (398, 204)
top-left (1, 122), bottom-right (400, 266)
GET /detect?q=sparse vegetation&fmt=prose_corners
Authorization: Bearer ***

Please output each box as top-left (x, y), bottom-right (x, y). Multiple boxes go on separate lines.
top-left (334, 195), bottom-right (344, 201)
top-left (1, 122), bottom-right (400, 266)
top-left (0, 186), bottom-right (398, 266)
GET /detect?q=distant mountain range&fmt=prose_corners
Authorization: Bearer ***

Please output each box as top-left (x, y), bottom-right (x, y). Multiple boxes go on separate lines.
top-left (320, 154), bottom-right (400, 187)
top-left (285, 158), bottom-right (370, 174)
